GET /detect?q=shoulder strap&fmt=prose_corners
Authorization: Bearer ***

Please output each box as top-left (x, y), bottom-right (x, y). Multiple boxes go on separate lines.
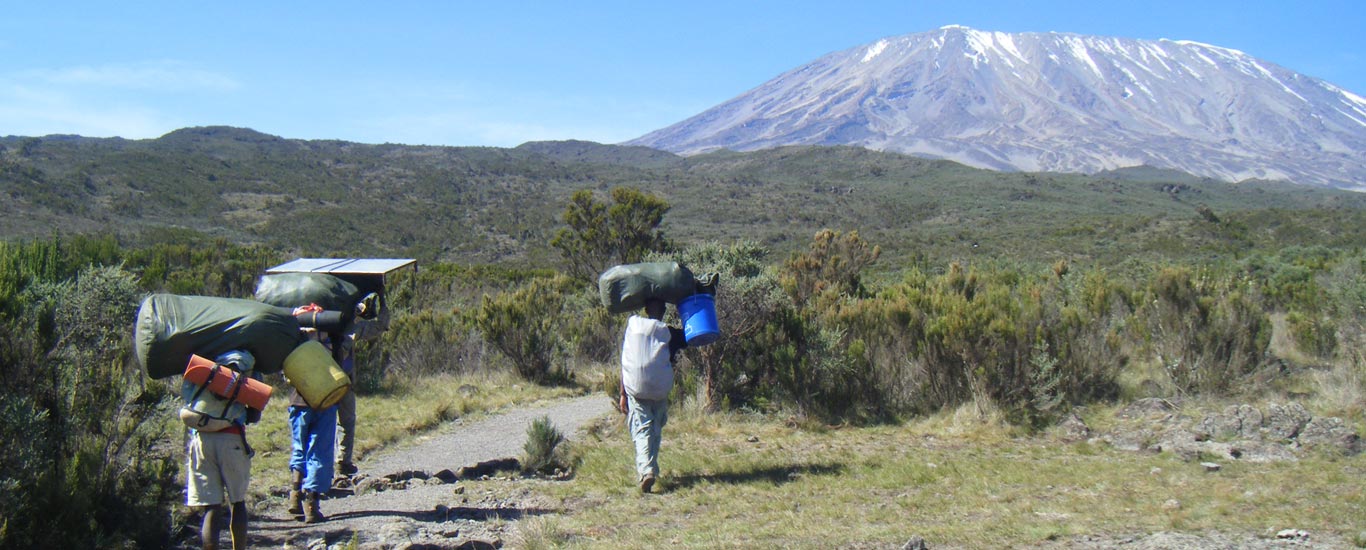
top-left (187, 365), bottom-right (216, 405)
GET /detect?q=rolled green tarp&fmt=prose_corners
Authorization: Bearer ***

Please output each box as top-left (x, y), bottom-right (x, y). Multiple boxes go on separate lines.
top-left (134, 294), bottom-right (304, 379)
top-left (254, 272), bottom-right (362, 312)
top-left (598, 262), bottom-right (696, 314)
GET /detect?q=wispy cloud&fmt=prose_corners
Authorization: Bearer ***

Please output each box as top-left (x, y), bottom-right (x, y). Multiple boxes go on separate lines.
top-left (0, 84), bottom-right (175, 138)
top-left (0, 60), bottom-right (238, 138)
top-left (19, 60), bottom-right (239, 92)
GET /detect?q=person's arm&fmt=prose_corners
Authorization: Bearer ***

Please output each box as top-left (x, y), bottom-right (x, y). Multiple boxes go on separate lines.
top-left (668, 327), bottom-right (688, 360)
top-left (350, 306), bottom-right (390, 343)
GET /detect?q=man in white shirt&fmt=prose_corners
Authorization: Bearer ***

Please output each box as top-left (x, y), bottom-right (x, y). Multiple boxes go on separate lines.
top-left (618, 299), bottom-right (687, 493)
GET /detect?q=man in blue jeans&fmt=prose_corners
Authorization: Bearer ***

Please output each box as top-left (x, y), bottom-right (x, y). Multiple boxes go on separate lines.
top-left (286, 332), bottom-right (339, 523)
top-left (618, 299), bottom-right (687, 493)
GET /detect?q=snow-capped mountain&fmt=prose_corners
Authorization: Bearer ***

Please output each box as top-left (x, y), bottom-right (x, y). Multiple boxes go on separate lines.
top-left (627, 26), bottom-right (1366, 188)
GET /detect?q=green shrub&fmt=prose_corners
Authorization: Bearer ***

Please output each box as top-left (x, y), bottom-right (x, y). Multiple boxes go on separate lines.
top-left (658, 242), bottom-right (790, 412)
top-left (830, 262), bottom-right (1127, 422)
top-left (382, 308), bottom-right (479, 378)
top-left (475, 275), bottom-right (576, 383)
top-left (522, 415), bottom-right (567, 474)
top-left (0, 395), bottom-right (52, 548)
top-left (1141, 266), bottom-right (1271, 394)
top-left (0, 265), bottom-right (180, 549)
top-left (779, 229), bottom-right (880, 305)
top-left (560, 287), bottom-right (621, 368)
top-left (1286, 310), bottom-right (1337, 360)
top-left (1013, 339), bottom-right (1064, 429)
top-left (551, 187), bottom-right (672, 282)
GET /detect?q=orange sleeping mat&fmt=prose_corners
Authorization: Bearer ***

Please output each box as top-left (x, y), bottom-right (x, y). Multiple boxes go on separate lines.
top-left (183, 354), bottom-right (273, 410)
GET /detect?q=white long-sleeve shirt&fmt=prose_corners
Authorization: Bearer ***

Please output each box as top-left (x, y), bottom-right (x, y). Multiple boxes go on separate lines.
top-left (620, 315), bottom-right (678, 401)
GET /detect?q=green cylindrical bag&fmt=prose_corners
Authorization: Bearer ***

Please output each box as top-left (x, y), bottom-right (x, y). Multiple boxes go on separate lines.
top-left (598, 262), bottom-right (697, 314)
top-left (134, 294), bottom-right (303, 379)
top-left (254, 272), bottom-right (363, 312)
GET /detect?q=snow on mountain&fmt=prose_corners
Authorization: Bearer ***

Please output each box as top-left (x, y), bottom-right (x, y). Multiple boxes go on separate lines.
top-left (626, 26), bottom-right (1366, 188)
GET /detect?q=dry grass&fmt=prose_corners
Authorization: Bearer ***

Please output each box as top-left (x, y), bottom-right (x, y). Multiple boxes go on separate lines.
top-left (1313, 353), bottom-right (1366, 428)
top-left (1268, 313), bottom-right (1324, 368)
top-left (227, 338), bottom-right (1366, 547)
top-left (530, 402), bottom-right (1366, 549)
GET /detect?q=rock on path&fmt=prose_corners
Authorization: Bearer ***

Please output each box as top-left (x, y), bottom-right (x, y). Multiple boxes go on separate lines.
top-left (251, 393), bottom-right (614, 548)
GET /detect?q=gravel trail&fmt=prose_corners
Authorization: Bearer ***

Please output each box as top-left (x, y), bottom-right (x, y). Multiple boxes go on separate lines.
top-left (250, 393), bottom-right (614, 549)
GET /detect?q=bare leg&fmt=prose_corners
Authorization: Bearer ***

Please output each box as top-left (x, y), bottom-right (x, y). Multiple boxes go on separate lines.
top-left (200, 505), bottom-right (222, 550)
top-left (228, 501), bottom-right (248, 550)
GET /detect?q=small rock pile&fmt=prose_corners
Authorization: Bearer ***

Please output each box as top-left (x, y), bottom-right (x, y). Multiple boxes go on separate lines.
top-left (1069, 399), bottom-right (1361, 462)
top-left (347, 458), bottom-right (527, 496)
top-left (271, 457), bottom-right (576, 550)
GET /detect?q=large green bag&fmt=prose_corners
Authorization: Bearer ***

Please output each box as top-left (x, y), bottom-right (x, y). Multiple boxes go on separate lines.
top-left (598, 262), bottom-right (697, 314)
top-left (254, 272), bottom-right (362, 312)
top-left (134, 294), bottom-right (303, 379)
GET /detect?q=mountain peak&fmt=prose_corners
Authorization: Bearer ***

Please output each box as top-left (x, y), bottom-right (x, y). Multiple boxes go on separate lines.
top-left (1169, 39), bottom-right (1249, 58)
top-left (627, 28), bottom-right (1366, 188)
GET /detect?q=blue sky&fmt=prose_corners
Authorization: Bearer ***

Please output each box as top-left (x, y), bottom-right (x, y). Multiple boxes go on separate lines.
top-left (3, 1), bottom-right (1362, 147)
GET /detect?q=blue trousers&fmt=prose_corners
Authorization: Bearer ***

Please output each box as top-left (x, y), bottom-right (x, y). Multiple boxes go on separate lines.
top-left (626, 395), bottom-right (669, 478)
top-left (289, 405), bottom-right (337, 493)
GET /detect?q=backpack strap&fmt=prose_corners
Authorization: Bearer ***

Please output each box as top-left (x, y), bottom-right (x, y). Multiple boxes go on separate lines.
top-left (222, 368), bottom-right (246, 416)
top-left (237, 429), bottom-right (254, 458)
top-left (187, 365), bottom-right (216, 406)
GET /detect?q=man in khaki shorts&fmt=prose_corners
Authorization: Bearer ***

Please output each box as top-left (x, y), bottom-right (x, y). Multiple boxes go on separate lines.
top-left (334, 305), bottom-right (388, 477)
top-left (181, 350), bottom-right (262, 550)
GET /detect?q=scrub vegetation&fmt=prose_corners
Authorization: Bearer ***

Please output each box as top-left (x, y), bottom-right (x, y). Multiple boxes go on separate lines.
top-left (1, 132), bottom-right (1364, 547)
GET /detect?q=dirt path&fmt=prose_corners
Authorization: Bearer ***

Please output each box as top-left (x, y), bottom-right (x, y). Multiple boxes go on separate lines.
top-left (250, 393), bottom-right (614, 549)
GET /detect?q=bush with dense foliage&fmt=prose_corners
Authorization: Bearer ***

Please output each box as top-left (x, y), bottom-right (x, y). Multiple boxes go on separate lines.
top-left (550, 187), bottom-right (673, 282)
top-left (475, 275), bottom-right (578, 383)
top-left (1139, 266), bottom-right (1271, 394)
top-left (0, 262), bottom-right (179, 549)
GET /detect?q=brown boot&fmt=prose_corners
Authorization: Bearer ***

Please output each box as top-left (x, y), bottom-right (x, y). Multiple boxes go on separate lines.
top-left (286, 471), bottom-right (303, 517)
top-left (303, 491), bottom-right (325, 524)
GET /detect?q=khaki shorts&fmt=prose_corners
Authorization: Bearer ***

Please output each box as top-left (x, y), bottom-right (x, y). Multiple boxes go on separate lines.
top-left (186, 430), bottom-right (251, 506)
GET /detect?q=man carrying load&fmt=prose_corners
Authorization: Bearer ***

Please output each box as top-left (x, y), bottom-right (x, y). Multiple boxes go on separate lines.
top-left (181, 350), bottom-right (263, 550)
top-left (600, 261), bottom-right (720, 493)
top-left (256, 258), bottom-right (415, 479)
top-left (618, 299), bottom-right (688, 493)
top-left (285, 319), bottom-right (344, 524)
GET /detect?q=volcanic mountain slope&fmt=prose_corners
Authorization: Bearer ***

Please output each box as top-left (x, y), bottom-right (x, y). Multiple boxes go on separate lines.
top-left (627, 26), bottom-right (1366, 189)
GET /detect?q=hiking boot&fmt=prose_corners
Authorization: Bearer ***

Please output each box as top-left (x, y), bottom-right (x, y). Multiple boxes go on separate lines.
top-left (286, 489), bottom-right (303, 517)
top-left (639, 473), bottom-right (656, 494)
top-left (303, 491), bottom-right (326, 524)
top-left (337, 462), bottom-right (359, 476)
top-left (286, 470), bottom-right (303, 517)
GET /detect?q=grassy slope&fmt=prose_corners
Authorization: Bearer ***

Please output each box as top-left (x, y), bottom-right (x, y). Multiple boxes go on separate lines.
top-left (3, 129), bottom-right (1364, 271)
top-left (522, 405), bottom-right (1365, 548)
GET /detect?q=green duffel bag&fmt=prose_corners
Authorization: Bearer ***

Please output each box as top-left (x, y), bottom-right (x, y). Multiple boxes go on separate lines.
top-left (134, 294), bottom-right (303, 379)
top-left (254, 272), bottom-right (363, 312)
top-left (598, 262), bottom-right (696, 314)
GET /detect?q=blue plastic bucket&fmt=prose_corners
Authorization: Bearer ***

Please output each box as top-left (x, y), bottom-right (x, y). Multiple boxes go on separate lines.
top-left (678, 293), bottom-right (720, 346)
